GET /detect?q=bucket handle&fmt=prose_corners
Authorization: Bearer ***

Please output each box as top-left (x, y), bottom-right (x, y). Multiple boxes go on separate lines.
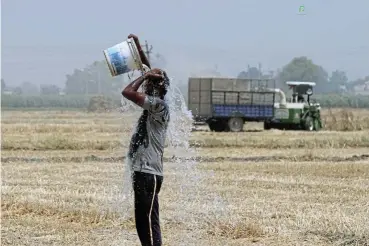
top-left (127, 38), bottom-right (145, 75)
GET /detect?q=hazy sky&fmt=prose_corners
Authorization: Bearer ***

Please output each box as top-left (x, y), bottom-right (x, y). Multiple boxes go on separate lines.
top-left (2, 0), bottom-right (369, 87)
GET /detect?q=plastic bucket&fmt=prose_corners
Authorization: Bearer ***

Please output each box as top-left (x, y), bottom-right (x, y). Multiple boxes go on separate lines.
top-left (103, 38), bottom-right (143, 77)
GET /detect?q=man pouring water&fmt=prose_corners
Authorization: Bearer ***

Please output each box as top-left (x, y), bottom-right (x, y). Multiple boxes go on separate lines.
top-left (122, 34), bottom-right (170, 246)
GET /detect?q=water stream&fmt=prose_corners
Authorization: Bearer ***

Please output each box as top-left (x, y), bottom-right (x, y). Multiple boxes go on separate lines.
top-left (103, 75), bottom-right (231, 245)
top-left (116, 76), bottom-right (204, 221)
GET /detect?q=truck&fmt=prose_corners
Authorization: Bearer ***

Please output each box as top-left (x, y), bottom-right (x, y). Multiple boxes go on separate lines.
top-left (187, 77), bottom-right (322, 132)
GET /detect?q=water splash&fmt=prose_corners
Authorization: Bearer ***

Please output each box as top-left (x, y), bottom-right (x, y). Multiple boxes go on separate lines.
top-left (101, 74), bottom-right (232, 244)
top-left (162, 78), bottom-right (205, 226)
top-left (115, 75), bottom-right (203, 221)
top-left (165, 83), bottom-right (194, 149)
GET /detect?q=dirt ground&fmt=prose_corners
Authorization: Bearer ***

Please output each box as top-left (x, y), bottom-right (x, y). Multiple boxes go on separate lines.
top-left (1, 110), bottom-right (369, 246)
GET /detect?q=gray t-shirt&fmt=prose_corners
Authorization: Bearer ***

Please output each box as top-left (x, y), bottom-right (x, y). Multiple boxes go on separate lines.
top-left (128, 95), bottom-right (169, 176)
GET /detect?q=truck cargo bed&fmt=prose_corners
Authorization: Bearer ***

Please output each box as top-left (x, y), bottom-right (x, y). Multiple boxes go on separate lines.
top-left (188, 77), bottom-right (276, 122)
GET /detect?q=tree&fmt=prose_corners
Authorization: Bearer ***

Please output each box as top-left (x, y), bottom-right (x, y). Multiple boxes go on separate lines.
top-left (13, 87), bottom-right (22, 95)
top-left (278, 56), bottom-right (329, 93)
top-left (65, 60), bottom-right (122, 95)
top-left (65, 69), bottom-right (86, 94)
top-left (40, 84), bottom-right (60, 95)
top-left (329, 70), bottom-right (348, 93)
top-left (21, 81), bottom-right (39, 95)
top-left (330, 70), bottom-right (348, 85)
top-left (237, 71), bottom-right (248, 79)
top-left (237, 66), bottom-right (261, 79)
top-left (346, 75), bottom-right (369, 93)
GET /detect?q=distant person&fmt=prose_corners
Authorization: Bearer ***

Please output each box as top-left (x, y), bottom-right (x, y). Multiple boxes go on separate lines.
top-left (122, 34), bottom-right (170, 246)
top-left (297, 95), bottom-right (305, 103)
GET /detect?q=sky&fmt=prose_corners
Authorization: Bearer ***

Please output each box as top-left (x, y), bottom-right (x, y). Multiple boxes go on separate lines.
top-left (1, 0), bottom-right (369, 87)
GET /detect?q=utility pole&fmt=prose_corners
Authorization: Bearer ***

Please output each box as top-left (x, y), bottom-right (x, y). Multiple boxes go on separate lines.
top-left (141, 40), bottom-right (153, 62)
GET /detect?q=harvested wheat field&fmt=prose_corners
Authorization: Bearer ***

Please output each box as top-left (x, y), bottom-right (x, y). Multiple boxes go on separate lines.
top-left (1, 109), bottom-right (369, 246)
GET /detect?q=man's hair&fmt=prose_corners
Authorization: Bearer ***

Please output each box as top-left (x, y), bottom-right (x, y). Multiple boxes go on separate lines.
top-left (148, 69), bottom-right (169, 97)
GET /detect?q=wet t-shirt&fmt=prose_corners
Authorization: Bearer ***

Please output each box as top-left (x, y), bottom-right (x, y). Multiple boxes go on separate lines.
top-left (128, 95), bottom-right (169, 176)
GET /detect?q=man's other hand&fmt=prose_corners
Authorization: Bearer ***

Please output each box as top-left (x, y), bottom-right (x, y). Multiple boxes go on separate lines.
top-left (144, 71), bottom-right (164, 81)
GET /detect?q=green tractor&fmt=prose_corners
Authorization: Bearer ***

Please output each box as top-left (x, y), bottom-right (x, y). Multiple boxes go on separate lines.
top-left (264, 81), bottom-right (323, 131)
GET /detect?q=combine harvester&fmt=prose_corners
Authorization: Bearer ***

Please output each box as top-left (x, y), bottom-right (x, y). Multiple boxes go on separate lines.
top-left (188, 77), bottom-right (322, 132)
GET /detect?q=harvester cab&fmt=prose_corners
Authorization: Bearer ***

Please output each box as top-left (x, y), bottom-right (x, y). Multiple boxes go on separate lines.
top-left (284, 81), bottom-right (322, 131)
top-left (264, 81), bottom-right (322, 131)
top-left (286, 81), bottom-right (316, 105)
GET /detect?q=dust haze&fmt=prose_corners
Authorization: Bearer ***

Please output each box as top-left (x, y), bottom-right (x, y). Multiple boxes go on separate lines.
top-left (2, 0), bottom-right (369, 91)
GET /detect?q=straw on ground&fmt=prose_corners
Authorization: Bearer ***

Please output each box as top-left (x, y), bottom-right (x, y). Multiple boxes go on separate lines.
top-left (1, 109), bottom-right (369, 246)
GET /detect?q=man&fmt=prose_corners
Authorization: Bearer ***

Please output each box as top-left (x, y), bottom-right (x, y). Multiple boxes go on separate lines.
top-left (122, 34), bottom-right (170, 246)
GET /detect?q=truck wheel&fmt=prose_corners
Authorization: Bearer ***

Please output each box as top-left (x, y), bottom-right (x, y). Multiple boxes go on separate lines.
top-left (208, 120), bottom-right (227, 132)
top-left (314, 119), bottom-right (321, 131)
top-left (264, 121), bottom-right (271, 130)
top-left (304, 116), bottom-right (314, 131)
top-left (228, 117), bottom-right (244, 132)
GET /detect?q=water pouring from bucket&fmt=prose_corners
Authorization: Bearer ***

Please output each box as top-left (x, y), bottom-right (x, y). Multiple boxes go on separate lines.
top-left (105, 34), bottom-right (206, 245)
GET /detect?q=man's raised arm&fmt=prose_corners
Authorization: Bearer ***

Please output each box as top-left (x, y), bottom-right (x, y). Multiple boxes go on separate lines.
top-left (122, 71), bottom-right (164, 107)
top-left (122, 75), bottom-right (146, 107)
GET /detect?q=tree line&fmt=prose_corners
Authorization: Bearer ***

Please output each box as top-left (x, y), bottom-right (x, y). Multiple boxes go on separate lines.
top-left (237, 57), bottom-right (368, 94)
top-left (2, 93), bottom-right (369, 109)
top-left (1, 52), bottom-right (167, 96)
top-left (1, 55), bottom-right (368, 109)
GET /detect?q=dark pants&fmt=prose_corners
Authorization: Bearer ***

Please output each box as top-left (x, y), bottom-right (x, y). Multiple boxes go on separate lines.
top-left (133, 171), bottom-right (163, 246)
